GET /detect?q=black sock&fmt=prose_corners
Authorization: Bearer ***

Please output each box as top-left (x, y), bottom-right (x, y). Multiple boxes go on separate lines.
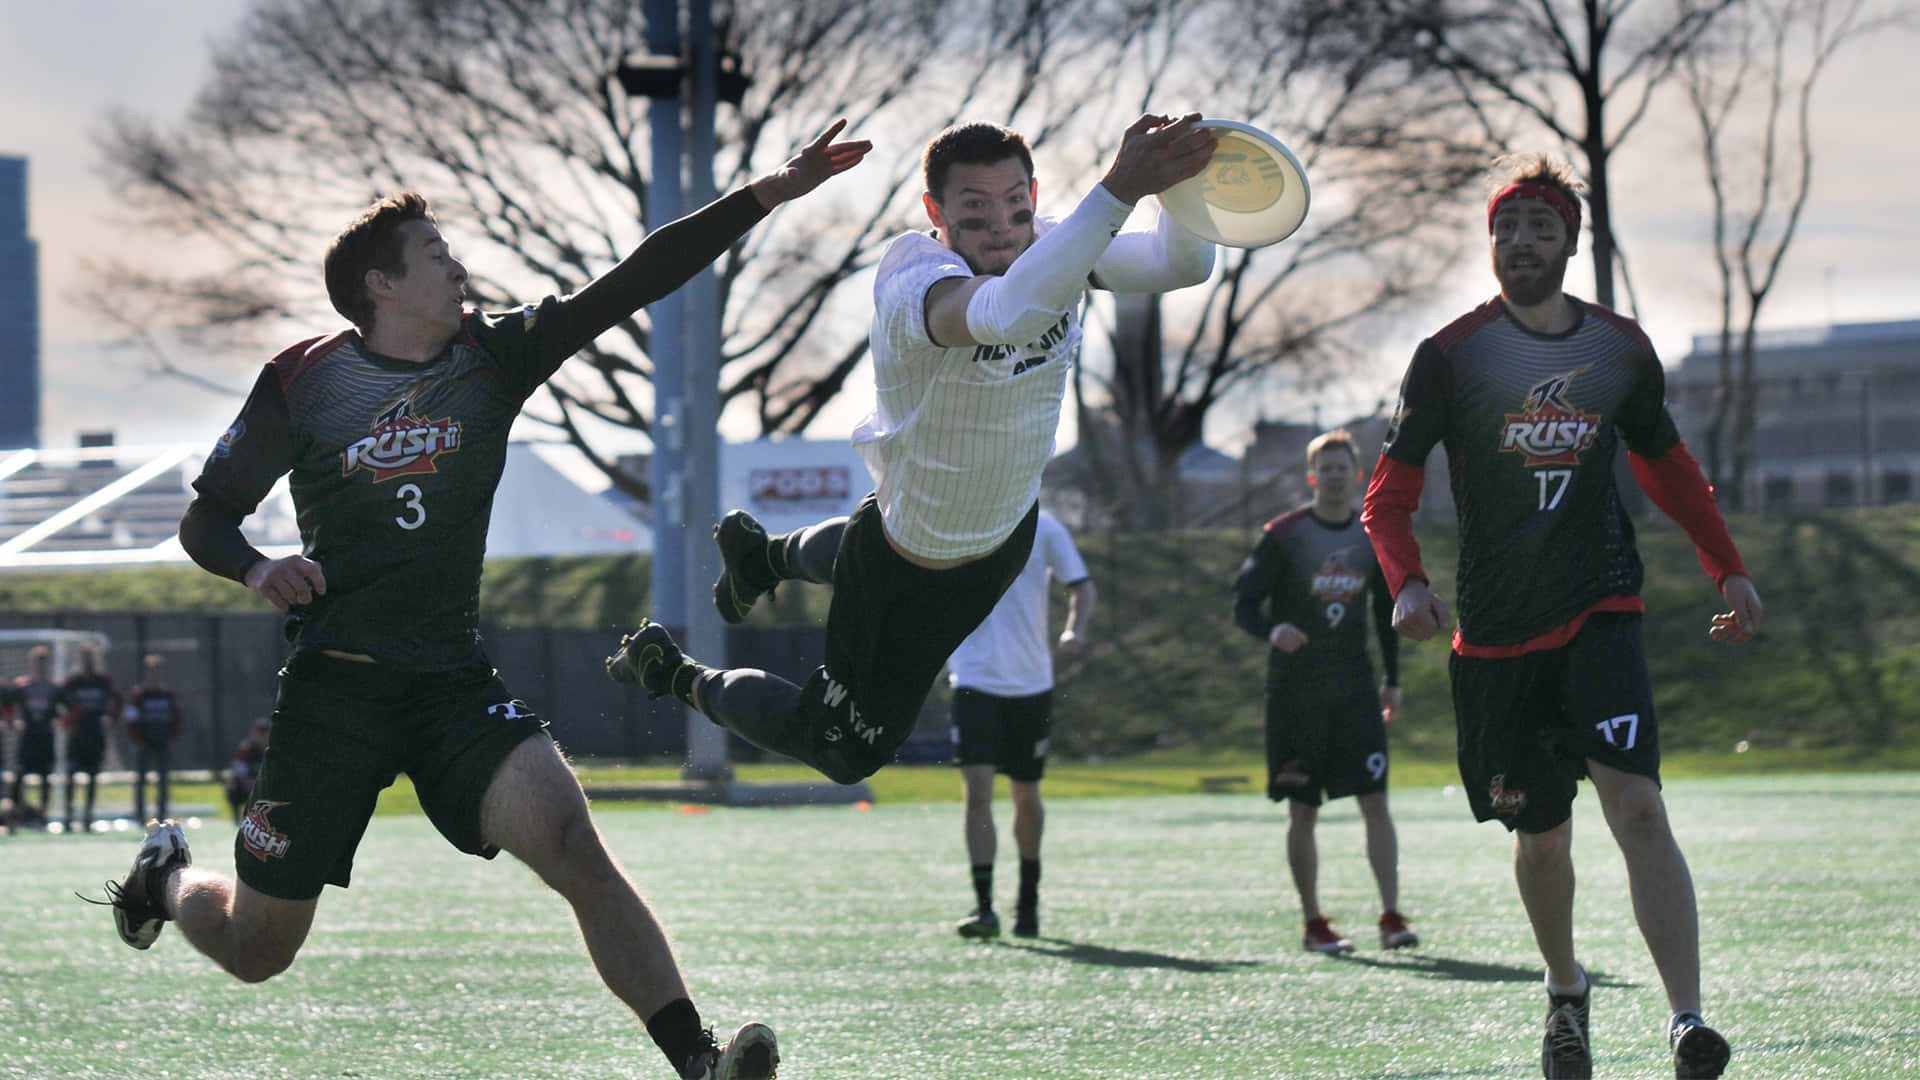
top-left (971, 864), bottom-right (994, 910)
top-left (1018, 859), bottom-right (1041, 912)
top-left (671, 662), bottom-right (708, 709)
top-left (646, 997), bottom-right (705, 1076)
top-left (765, 533), bottom-right (792, 581)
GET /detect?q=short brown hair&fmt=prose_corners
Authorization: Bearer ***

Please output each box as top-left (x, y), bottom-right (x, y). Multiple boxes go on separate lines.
top-left (923, 123), bottom-right (1034, 202)
top-left (324, 192), bottom-right (434, 331)
top-left (1306, 429), bottom-right (1359, 468)
top-left (1486, 153), bottom-right (1585, 230)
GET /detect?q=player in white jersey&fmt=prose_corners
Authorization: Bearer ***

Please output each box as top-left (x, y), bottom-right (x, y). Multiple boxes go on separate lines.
top-left (609, 116), bottom-right (1216, 785)
top-left (946, 510), bottom-right (1093, 940)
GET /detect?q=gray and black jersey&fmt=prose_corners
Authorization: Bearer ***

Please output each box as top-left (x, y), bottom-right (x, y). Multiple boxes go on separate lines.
top-left (182, 187), bottom-right (772, 670)
top-left (1378, 296), bottom-right (1680, 647)
top-left (1233, 507), bottom-right (1398, 693)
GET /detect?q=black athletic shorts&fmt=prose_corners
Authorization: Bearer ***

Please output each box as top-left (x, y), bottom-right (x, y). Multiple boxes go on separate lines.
top-left (1264, 666), bottom-right (1388, 806)
top-left (798, 495), bottom-right (1037, 785)
top-left (66, 721), bottom-right (107, 773)
top-left (950, 688), bottom-right (1053, 782)
top-left (1449, 611), bottom-right (1661, 834)
top-left (236, 650), bottom-right (548, 900)
top-left (17, 724), bottom-right (55, 775)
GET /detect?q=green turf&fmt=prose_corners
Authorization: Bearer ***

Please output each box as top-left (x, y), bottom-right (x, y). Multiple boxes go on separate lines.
top-left (4, 774), bottom-right (1916, 1078)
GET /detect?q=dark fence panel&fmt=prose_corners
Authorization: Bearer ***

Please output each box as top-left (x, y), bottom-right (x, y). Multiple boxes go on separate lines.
top-left (0, 610), bottom-right (827, 770)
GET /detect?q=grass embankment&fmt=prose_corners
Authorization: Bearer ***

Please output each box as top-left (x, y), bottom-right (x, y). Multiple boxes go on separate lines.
top-left (6, 506), bottom-right (1917, 764)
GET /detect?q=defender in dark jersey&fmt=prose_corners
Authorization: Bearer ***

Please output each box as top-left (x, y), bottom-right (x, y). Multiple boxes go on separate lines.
top-left (89, 123), bottom-right (869, 1080)
top-left (60, 645), bottom-right (118, 833)
top-left (1233, 430), bottom-right (1414, 956)
top-left (1363, 155), bottom-right (1760, 1080)
top-left (124, 654), bottom-right (184, 824)
top-left (5, 646), bottom-right (64, 829)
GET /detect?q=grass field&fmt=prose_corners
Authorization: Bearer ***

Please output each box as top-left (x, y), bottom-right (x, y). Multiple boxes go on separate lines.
top-left (4, 773), bottom-right (1917, 1079)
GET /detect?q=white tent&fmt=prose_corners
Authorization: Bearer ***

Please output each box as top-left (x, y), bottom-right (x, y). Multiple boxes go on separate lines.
top-left (487, 443), bottom-right (651, 557)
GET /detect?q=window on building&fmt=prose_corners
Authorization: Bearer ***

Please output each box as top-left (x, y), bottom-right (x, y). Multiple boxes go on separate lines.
top-left (1824, 471), bottom-right (1856, 507)
top-left (1883, 470), bottom-right (1913, 504)
top-left (1764, 475), bottom-right (1794, 512)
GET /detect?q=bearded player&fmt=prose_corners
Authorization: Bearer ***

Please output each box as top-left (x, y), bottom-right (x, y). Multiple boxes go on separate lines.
top-left (1363, 153), bottom-right (1760, 1080)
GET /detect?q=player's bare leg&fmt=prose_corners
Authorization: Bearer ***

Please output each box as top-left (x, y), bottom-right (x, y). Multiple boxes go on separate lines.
top-left (480, 735), bottom-right (689, 1018)
top-left (1009, 778), bottom-right (1044, 937)
top-left (1357, 791), bottom-right (1399, 913)
top-left (1514, 820), bottom-right (1580, 986)
top-left (1586, 760), bottom-right (1702, 1014)
top-left (957, 763), bottom-right (1000, 938)
top-left (168, 871), bottom-right (318, 982)
top-left (1286, 801), bottom-right (1323, 923)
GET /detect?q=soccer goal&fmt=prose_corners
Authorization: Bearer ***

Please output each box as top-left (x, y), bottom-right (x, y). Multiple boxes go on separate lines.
top-left (0, 628), bottom-right (111, 679)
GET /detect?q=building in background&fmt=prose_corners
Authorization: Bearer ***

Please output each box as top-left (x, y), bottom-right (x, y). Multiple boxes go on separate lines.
top-left (0, 156), bottom-right (40, 450)
top-left (1667, 319), bottom-right (1920, 511)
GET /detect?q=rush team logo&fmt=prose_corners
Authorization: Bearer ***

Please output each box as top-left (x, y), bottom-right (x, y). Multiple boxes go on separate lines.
top-left (342, 397), bottom-right (462, 482)
top-left (240, 799), bottom-right (293, 861)
top-left (1487, 774), bottom-right (1527, 818)
top-left (1501, 369), bottom-right (1601, 467)
top-left (1310, 547), bottom-right (1367, 602)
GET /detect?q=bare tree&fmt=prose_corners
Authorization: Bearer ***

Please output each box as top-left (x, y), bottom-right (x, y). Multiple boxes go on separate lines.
top-left (1056, 0), bottom-right (1490, 527)
top-left (1680, 0), bottom-right (1904, 508)
top-left (88, 0), bottom-right (1170, 499)
top-left (1326, 0), bottom-right (1746, 314)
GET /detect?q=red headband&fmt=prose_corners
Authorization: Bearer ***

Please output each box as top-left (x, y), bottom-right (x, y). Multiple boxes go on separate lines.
top-left (1488, 181), bottom-right (1580, 235)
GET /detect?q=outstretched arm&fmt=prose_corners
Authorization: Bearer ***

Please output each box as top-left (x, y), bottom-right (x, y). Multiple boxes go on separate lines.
top-left (551, 120), bottom-right (871, 357)
top-left (925, 113), bottom-right (1216, 348)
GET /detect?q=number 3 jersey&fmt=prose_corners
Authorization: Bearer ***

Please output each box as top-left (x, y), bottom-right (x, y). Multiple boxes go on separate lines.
top-left (187, 314), bottom-right (574, 668)
top-left (1375, 297), bottom-right (1682, 648)
top-left (1233, 507), bottom-right (1398, 692)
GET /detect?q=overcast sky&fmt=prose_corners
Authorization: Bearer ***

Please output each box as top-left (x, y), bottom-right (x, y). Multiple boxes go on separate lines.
top-left (4, 2), bottom-right (1918, 458)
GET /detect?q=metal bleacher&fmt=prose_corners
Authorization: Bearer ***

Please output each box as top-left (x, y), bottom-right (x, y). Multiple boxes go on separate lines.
top-left (0, 445), bottom-right (295, 570)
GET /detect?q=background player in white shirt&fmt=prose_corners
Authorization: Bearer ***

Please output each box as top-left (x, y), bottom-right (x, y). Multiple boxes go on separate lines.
top-left (610, 116), bottom-right (1215, 789)
top-left (947, 510), bottom-right (1094, 940)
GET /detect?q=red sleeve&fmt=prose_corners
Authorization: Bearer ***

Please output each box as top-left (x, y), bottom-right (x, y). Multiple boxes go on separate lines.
top-left (1629, 440), bottom-right (1749, 587)
top-left (1362, 453), bottom-right (1429, 597)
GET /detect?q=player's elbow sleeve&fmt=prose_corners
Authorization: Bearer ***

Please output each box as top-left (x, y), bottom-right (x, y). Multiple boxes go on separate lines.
top-left (964, 278), bottom-right (1071, 345)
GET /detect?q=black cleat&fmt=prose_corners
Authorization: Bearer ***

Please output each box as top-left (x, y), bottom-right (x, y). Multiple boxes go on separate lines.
top-left (712, 510), bottom-right (780, 624)
top-left (84, 819), bottom-right (191, 949)
top-left (682, 1022), bottom-right (780, 1080)
top-left (1541, 973), bottom-right (1593, 1079)
top-left (605, 620), bottom-right (687, 698)
top-left (956, 907), bottom-right (1001, 939)
top-left (1671, 1014), bottom-right (1730, 1079)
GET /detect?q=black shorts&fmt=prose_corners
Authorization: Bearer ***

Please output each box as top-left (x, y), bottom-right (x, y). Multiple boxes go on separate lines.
top-left (1264, 668), bottom-right (1388, 806)
top-left (66, 722), bottom-right (107, 773)
top-left (17, 725), bottom-right (55, 775)
top-left (798, 495), bottom-right (1037, 785)
top-left (236, 651), bottom-right (548, 900)
top-left (950, 688), bottom-right (1053, 782)
top-left (1450, 611), bottom-right (1661, 834)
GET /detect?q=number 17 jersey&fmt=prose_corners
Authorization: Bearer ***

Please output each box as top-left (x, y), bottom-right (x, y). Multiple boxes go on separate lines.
top-left (1378, 296), bottom-right (1681, 648)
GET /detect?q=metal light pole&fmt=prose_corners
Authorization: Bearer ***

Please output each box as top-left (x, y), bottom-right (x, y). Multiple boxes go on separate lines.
top-left (625, 0), bottom-right (727, 781)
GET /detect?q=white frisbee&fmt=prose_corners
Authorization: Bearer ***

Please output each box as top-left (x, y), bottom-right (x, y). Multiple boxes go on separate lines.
top-left (1158, 119), bottom-right (1310, 249)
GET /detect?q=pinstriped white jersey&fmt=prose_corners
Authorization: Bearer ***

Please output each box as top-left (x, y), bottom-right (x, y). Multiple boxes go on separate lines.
top-left (854, 224), bottom-right (1081, 561)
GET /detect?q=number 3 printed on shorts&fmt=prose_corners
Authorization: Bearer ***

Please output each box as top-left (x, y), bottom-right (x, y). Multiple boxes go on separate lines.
top-left (395, 483), bottom-right (427, 530)
top-left (1595, 712), bottom-right (1640, 749)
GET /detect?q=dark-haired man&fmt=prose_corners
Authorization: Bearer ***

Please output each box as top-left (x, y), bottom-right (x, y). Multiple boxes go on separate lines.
top-left (609, 116), bottom-right (1217, 791)
top-left (125, 653), bottom-right (185, 824)
top-left (60, 645), bottom-right (117, 833)
top-left (4, 646), bottom-right (65, 829)
top-left (1363, 153), bottom-right (1759, 1080)
top-left (91, 122), bottom-right (869, 1080)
